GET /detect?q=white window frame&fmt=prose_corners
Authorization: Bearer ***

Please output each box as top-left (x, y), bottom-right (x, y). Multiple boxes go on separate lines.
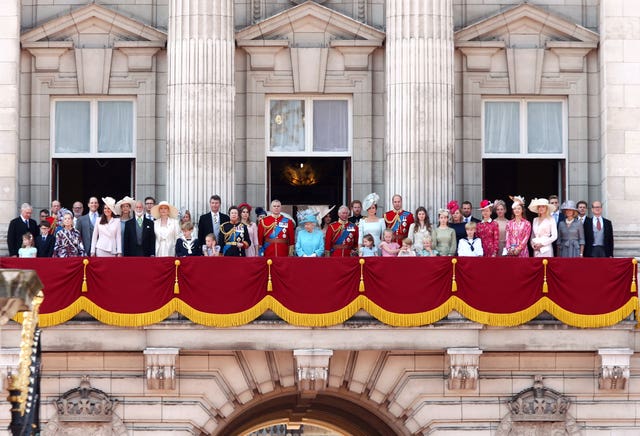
top-left (481, 97), bottom-right (567, 159)
top-left (50, 97), bottom-right (137, 158)
top-left (265, 95), bottom-right (352, 157)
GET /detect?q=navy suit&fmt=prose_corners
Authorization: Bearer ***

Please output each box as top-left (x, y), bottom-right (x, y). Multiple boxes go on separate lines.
top-left (36, 234), bottom-right (55, 257)
top-left (123, 216), bottom-right (156, 256)
top-left (197, 212), bottom-right (230, 244)
top-left (7, 216), bottom-right (38, 256)
top-left (583, 216), bottom-right (614, 258)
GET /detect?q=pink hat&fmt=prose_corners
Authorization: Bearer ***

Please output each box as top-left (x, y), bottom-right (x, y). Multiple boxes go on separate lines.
top-left (478, 199), bottom-right (493, 210)
top-left (447, 200), bottom-right (460, 215)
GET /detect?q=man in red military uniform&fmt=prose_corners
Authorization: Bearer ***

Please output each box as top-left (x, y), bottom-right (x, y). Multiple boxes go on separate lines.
top-left (384, 194), bottom-right (414, 242)
top-left (324, 205), bottom-right (359, 257)
top-left (258, 199), bottom-right (295, 257)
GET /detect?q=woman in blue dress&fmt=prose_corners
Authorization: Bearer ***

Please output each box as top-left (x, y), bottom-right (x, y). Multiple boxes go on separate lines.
top-left (295, 211), bottom-right (325, 257)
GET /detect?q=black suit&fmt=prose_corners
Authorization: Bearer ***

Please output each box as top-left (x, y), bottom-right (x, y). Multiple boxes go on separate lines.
top-left (197, 212), bottom-right (230, 244)
top-left (7, 216), bottom-right (38, 256)
top-left (583, 216), bottom-right (614, 258)
top-left (36, 234), bottom-right (55, 257)
top-left (123, 216), bottom-right (156, 256)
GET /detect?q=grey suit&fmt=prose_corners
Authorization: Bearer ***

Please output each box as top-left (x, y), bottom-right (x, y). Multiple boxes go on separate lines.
top-left (76, 212), bottom-right (97, 255)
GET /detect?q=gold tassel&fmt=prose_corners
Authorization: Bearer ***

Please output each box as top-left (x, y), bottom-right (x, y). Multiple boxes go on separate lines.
top-left (359, 258), bottom-right (365, 293)
top-left (451, 258), bottom-right (458, 292)
top-left (267, 259), bottom-right (273, 292)
top-left (81, 258), bottom-right (89, 292)
top-left (631, 259), bottom-right (637, 293)
top-left (174, 260), bottom-right (181, 294)
top-left (542, 259), bottom-right (549, 294)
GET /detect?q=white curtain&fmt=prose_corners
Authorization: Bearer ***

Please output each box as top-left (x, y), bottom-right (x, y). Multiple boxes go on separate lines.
top-left (313, 100), bottom-right (348, 152)
top-left (484, 102), bottom-right (519, 154)
top-left (527, 102), bottom-right (563, 154)
top-left (55, 101), bottom-right (90, 153)
top-left (98, 101), bottom-right (134, 153)
top-left (270, 100), bottom-right (305, 152)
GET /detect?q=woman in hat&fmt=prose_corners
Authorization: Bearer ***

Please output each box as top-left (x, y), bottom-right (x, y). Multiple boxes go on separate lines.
top-left (218, 206), bottom-right (251, 256)
top-left (493, 199), bottom-right (509, 256)
top-left (431, 208), bottom-right (457, 256)
top-left (556, 200), bottom-right (585, 258)
top-left (295, 211), bottom-right (325, 257)
top-left (475, 200), bottom-right (499, 257)
top-left (151, 201), bottom-right (180, 257)
top-left (529, 198), bottom-right (558, 257)
top-left (53, 211), bottom-right (85, 257)
top-left (239, 203), bottom-right (259, 257)
top-left (447, 200), bottom-right (466, 242)
top-left (357, 193), bottom-right (385, 253)
top-left (90, 197), bottom-right (121, 257)
top-left (117, 196), bottom-right (135, 250)
top-left (505, 196), bottom-right (531, 257)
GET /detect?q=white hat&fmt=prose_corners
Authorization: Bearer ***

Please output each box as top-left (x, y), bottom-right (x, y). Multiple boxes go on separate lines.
top-left (528, 198), bottom-right (556, 213)
top-left (102, 197), bottom-right (119, 214)
top-left (150, 201), bottom-right (179, 219)
top-left (116, 196), bottom-right (136, 212)
top-left (362, 193), bottom-right (379, 211)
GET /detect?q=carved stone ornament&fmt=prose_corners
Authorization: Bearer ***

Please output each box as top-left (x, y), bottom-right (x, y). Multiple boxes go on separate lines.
top-left (293, 349), bottom-right (333, 395)
top-left (598, 348), bottom-right (632, 390)
top-left (447, 348), bottom-right (482, 390)
top-left (144, 347), bottom-right (179, 390)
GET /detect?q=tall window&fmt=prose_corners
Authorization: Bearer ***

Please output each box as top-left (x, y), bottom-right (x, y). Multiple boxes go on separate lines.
top-left (52, 99), bottom-right (135, 157)
top-left (267, 97), bottom-right (351, 156)
top-left (483, 98), bottom-right (566, 158)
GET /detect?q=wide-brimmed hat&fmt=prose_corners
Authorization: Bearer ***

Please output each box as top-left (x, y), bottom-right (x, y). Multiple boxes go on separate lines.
top-left (560, 200), bottom-right (578, 212)
top-left (477, 199), bottom-right (493, 210)
top-left (116, 196), bottom-right (136, 213)
top-left (102, 197), bottom-right (119, 214)
top-left (150, 201), bottom-right (179, 219)
top-left (362, 193), bottom-right (379, 211)
top-left (528, 198), bottom-right (556, 213)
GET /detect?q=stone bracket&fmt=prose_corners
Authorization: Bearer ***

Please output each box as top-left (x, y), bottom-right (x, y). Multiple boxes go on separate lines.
top-left (293, 349), bottom-right (333, 396)
top-left (115, 41), bottom-right (164, 72)
top-left (447, 347), bottom-right (482, 390)
top-left (0, 348), bottom-right (20, 391)
top-left (598, 348), bottom-right (633, 391)
top-left (144, 347), bottom-right (179, 390)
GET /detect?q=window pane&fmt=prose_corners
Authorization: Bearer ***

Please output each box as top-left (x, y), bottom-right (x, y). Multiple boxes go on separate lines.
top-left (270, 100), bottom-right (305, 152)
top-left (98, 101), bottom-right (134, 153)
top-left (527, 102), bottom-right (563, 154)
top-left (55, 101), bottom-right (90, 153)
top-left (313, 100), bottom-right (348, 152)
top-left (484, 102), bottom-right (519, 153)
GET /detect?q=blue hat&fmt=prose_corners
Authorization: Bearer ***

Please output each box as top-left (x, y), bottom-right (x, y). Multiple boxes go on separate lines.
top-left (297, 209), bottom-right (319, 225)
top-left (255, 207), bottom-right (267, 218)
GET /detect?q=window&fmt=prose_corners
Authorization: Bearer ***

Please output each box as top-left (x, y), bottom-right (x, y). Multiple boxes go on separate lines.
top-left (52, 98), bottom-right (135, 157)
top-left (267, 96), bottom-right (351, 156)
top-left (483, 98), bottom-right (566, 158)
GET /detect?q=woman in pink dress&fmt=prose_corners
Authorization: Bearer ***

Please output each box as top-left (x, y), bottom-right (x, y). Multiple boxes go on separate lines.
top-left (239, 203), bottom-right (259, 257)
top-left (475, 199), bottom-right (499, 257)
top-left (505, 196), bottom-right (531, 257)
top-left (529, 198), bottom-right (558, 257)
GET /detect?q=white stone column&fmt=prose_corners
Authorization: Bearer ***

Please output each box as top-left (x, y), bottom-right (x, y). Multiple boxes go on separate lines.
top-left (167, 0), bottom-right (235, 216)
top-left (0, 0), bottom-right (20, 249)
top-left (385, 0), bottom-right (454, 214)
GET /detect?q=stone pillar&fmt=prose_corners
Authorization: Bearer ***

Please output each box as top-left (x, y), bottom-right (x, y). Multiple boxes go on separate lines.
top-left (167, 0), bottom-right (235, 216)
top-left (385, 0), bottom-right (454, 215)
top-left (0, 0), bottom-right (20, 250)
top-left (599, 2), bottom-right (640, 245)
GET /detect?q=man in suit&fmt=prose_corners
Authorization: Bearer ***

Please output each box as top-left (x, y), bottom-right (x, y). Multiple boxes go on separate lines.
top-left (7, 203), bottom-right (39, 256)
top-left (583, 200), bottom-right (614, 258)
top-left (461, 201), bottom-right (481, 224)
top-left (198, 194), bottom-right (230, 243)
top-left (76, 196), bottom-right (100, 255)
top-left (144, 196), bottom-right (156, 221)
top-left (35, 221), bottom-right (55, 257)
top-left (124, 200), bottom-right (155, 256)
top-left (576, 200), bottom-right (588, 224)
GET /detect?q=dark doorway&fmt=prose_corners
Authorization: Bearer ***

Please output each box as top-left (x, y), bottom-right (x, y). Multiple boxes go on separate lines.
top-left (483, 158), bottom-right (565, 218)
top-left (53, 158), bottom-right (134, 208)
top-left (268, 157), bottom-right (349, 209)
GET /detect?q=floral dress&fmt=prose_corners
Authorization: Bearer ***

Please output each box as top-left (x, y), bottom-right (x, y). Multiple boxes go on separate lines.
top-left (505, 219), bottom-right (531, 258)
top-left (53, 228), bottom-right (86, 257)
top-left (476, 219), bottom-right (499, 257)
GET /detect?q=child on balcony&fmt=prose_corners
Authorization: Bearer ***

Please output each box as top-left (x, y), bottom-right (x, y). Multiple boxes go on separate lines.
top-left (18, 233), bottom-right (37, 258)
top-left (202, 233), bottom-right (219, 257)
top-left (175, 221), bottom-right (202, 256)
top-left (398, 238), bottom-right (417, 257)
top-left (359, 234), bottom-right (378, 257)
top-left (379, 229), bottom-right (400, 257)
top-left (457, 222), bottom-right (483, 257)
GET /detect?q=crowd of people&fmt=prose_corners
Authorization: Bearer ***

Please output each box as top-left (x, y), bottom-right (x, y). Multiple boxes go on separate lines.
top-left (5, 192), bottom-right (614, 259)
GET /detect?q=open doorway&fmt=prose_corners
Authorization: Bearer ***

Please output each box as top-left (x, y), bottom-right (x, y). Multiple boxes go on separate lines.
top-left (52, 158), bottom-right (134, 208)
top-left (483, 158), bottom-right (565, 217)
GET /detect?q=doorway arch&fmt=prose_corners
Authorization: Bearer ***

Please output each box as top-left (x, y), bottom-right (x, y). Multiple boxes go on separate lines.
top-left (215, 390), bottom-right (408, 436)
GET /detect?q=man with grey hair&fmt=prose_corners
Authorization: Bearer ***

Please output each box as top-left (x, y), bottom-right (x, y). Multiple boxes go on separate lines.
top-left (7, 203), bottom-right (38, 256)
top-left (324, 205), bottom-right (359, 257)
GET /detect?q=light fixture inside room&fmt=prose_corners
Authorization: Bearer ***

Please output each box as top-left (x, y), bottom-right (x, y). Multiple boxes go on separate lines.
top-left (283, 161), bottom-right (318, 186)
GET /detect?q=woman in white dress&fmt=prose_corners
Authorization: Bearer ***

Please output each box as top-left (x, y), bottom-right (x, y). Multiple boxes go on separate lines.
top-left (357, 193), bottom-right (385, 252)
top-left (529, 198), bottom-right (558, 257)
top-left (408, 206), bottom-right (432, 249)
top-left (151, 201), bottom-right (180, 257)
top-left (239, 203), bottom-right (259, 257)
top-left (90, 197), bottom-right (121, 257)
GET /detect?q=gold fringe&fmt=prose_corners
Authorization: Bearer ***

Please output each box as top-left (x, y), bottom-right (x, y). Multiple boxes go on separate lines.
top-left (81, 258), bottom-right (89, 293)
top-left (632, 259), bottom-right (638, 293)
top-left (454, 296), bottom-right (545, 327)
top-left (176, 297), bottom-right (270, 327)
top-left (451, 258), bottom-right (458, 292)
top-left (543, 296), bottom-right (638, 328)
top-left (270, 295), bottom-right (363, 327)
top-left (173, 260), bottom-right (181, 294)
top-left (267, 259), bottom-right (273, 292)
top-left (359, 258), bottom-right (365, 293)
top-left (364, 296), bottom-right (456, 326)
top-left (542, 259), bottom-right (549, 294)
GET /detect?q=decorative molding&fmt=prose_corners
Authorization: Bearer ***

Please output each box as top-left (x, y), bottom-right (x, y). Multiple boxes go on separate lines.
top-left (115, 42), bottom-right (164, 72)
top-left (331, 41), bottom-right (381, 70)
top-left (447, 348), bottom-right (482, 390)
top-left (0, 348), bottom-right (20, 391)
top-left (291, 47), bottom-right (328, 93)
top-left (22, 42), bottom-right (73, 72)
top-left (236, 40), bottom-right (288, 71)
top-left (598, 348), bottom-right (633, 391)
top-left (293, 349), bottom-right (333, 396)
top-left (509, 376), bottom-right (570, 422)
top-left (144, 347), bottom-right (179, 390)
top-left (55, 377), bottom-right (117, 422)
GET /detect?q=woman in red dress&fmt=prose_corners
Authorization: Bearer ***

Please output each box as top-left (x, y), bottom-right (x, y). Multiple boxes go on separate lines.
top-left (476, 200), bottom-right (499, 257)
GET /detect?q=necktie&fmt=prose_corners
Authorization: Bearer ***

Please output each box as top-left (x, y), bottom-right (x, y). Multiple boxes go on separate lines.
top-left (24, 219), bottom-right (28, 226)
top-left (596, 218), bottom-right (602, 231)
top-left (91, 213), bottom-right (96, 226)
top-left (214, 214), bottom-right (218, 225)
top-left (137, 216), bottom-right (143, 227)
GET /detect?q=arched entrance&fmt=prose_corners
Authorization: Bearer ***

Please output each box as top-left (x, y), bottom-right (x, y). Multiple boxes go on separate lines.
top-left (215, 391), bottom-right (406, 436)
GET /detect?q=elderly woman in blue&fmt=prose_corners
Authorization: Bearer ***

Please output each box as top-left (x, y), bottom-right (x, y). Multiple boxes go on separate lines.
top-left (295, 211), bottom-right (325, 257)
